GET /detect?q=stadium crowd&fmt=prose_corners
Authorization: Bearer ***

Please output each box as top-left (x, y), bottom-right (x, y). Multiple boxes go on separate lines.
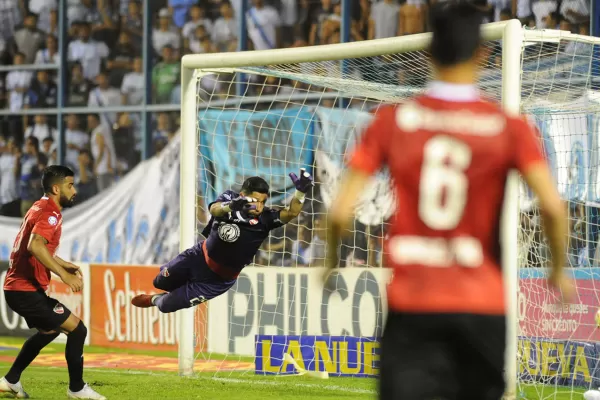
top-left (0, 0), bottom-right (594, 268)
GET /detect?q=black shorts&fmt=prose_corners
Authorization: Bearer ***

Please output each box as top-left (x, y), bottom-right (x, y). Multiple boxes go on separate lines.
top-left (4, 290), bottom-right (72, 332)
top-left (379, 312), bottom-right (506, 400)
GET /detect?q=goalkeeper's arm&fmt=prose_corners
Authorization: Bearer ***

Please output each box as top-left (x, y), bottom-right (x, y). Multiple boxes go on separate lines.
top-left (280, 168), bottom-right (314, 223)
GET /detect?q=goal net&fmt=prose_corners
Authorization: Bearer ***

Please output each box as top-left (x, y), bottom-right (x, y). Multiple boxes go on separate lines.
top-left (180, 20), bottom-right (600, 398)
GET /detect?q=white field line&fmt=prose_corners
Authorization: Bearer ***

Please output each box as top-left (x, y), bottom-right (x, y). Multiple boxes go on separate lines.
top-left (39, 366), bottom-right (376, 394)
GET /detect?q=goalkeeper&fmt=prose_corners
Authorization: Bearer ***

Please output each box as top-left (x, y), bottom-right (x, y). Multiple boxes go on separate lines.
top-left (132, 170), bottom-right (313, 312)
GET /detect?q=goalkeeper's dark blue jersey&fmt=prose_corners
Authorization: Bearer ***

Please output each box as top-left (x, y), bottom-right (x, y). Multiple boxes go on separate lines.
top-left (201, 190), bottom-right (284, 275)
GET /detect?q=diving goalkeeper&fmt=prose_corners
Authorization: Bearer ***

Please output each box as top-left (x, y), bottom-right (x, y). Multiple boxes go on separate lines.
top-left (132, 170), bottom-right (313, 312)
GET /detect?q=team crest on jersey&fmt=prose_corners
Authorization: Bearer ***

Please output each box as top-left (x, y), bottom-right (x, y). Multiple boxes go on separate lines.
top-left (249, 219), bottom-right (258, 225)
top-left (48, 216), bottom-right (58, 226)
top-left (161, 268), bottom-right (169, 277)
top-left (53, 304), bottom-right (64, 315)
top-left (218, 223), bottom-right (241, 242)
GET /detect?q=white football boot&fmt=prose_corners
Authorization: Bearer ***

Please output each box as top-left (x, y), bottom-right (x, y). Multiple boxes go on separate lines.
top-left (0, 376), bottom-right (29, 398)
top-left (67, 384), bottom-right (107, 400)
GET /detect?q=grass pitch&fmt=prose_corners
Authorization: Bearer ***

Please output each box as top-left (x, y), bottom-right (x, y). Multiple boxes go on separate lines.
top-left (0, 337), bottom-right (588, 399)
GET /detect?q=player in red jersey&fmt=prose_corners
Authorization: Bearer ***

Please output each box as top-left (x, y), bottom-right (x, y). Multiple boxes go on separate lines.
top-left (326, 4), bottom-right (573, 400)
top-left (0, 166), bottom-right (105, 400)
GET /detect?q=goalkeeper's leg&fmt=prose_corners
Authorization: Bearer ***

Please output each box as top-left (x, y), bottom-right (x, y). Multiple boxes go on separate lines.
top-left (153, 244), bottom-right (203, 292)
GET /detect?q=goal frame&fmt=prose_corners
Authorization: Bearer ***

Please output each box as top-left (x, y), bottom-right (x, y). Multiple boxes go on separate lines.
top-left (178, 19), bottom-right (523, 395)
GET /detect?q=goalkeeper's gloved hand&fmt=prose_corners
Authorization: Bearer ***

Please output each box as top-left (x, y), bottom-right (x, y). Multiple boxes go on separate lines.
top-left (221, 196), bottom-right (257, 216)
top-left (289, 168), bottom-right (314, 204)
top-left (289, 168), bottom-right (314, 193)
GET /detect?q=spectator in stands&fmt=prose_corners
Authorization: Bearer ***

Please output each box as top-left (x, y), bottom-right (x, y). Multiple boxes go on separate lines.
top-left (560, 0), bottom-right (590, 26)
top-left (106, 31), bottom-right (137, 87)
top-left (88, 70), bottom-right (122, 128)
top-left (152, 45), bottom-right (180, 104)
top-left (28, 0), bottom-right (57, 34)
top-left (531, 0), bottom-right (558, 28)
top-left (10, 13), bottom-right (45, 63)
top-left (121, 57), bottom-right (144, 105)
top-left (65, 114), bottom-right (89, 167)
top-left (182, 4), bottom-right (213, 43)
top-left (5, 53), bottom-right (32, 113)
top-left (67, 62), bottom-right (93, 107)
top-left (212, 2), bottom-right (238, 52)
top-left (41, 137), bottom-right (54, 158)
top-left (68, 21), bottom-right (109, 80)
top-left (120, 1), bottom-right (143, 52)
top-left (34, 35), bottom-right (59, 65)
top-left (189, 25), bottom-right (218, 54)
top-left (24, 69), bottom-right (58, 109)
top-left (87, 1), bottom-right (118, 47)
top-left (18, 135), bottom-right (46, 216)
top-left (153, 8), bottom-right (181, 54)
top-left (88, 113), bottom-right (115, 192)
top-left (246, 0), bottom-right (281, 50)
top-left (0, 136), bottom-right (20, 217)
top-left (400, 0), bottom-right (426, 35)
top-left (280, 0), bottom-right (297, 46)
top-left (0, 0), bottom-right (22, 42)
top-left (309, 0), bottom-right (332, 45)
top-left (170, 0), bottom-right (199, 29)
top-left (152, 112), bottom-right (174, 154)
top-left (25, 114), bottom-right (57, 143)
top-left (112, 112), bottom-right (138, 175)
top-left (369, 0), bottom-right (400, 40)
top-left (75, 149), bottom-right (96, 203)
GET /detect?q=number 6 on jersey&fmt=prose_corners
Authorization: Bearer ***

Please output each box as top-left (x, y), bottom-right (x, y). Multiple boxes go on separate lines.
top-left (419, 135), bottom-right (472, 230)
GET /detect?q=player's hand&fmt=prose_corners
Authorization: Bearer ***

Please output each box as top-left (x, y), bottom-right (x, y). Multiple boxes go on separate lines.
top-left (63, 262), bottom-right (83, 279)
top-left (289, 168), bottom-right (314, 193)
top-left (548, 270), bottom-right (575, 304)
top-left (227, 196), bottom-right (258, 213)
top-left (61, 272), bottom-right (83, 293)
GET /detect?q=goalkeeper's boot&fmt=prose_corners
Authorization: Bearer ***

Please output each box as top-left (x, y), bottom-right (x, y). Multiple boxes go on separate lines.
top-left (131, 293), bottom-right (161, 308)
top-left (67, 383), bottom-right (106, 400)
top-left (0, 377), bottom-right (29, 398)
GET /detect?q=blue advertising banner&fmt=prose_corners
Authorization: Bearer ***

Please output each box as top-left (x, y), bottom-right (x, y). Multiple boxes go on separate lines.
top-left (255, 335), bottom-right (380, 377)
top-left (198, 108), bottom-right (315, 202)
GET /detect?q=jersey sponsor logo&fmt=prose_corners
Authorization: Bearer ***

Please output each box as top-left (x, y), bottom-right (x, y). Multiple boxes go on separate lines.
top-left (53, 303), bottom-right (65, 315)
top-left (48, 216), bottom-right (58, 226)
top-left (249, 219), bottom-right (258, 225)
top-left (218, 223), bottom-right (241, 243)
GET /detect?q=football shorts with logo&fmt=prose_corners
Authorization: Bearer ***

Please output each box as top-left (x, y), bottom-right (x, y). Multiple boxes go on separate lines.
top-left (4, 290), bottom-right (72, 331)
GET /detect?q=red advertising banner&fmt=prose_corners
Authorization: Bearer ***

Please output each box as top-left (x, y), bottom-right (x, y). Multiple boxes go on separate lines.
top-left (519, 277), bottom-right (599, 341)
top-left (89, 264), bottom-right (207, 352)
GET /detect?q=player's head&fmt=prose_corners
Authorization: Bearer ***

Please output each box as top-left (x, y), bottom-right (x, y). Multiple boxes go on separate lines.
top-left (42, 165), bottom-right (77, 208)
top-left (241, 176), bottom-right (269, 216)
top-left (429, 2), bottom-right (484, 81)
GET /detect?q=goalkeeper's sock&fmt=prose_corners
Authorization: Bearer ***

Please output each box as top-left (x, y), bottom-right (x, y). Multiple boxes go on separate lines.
top-left (6, 331), bottom-right (59, 384)
top-left (65, 321), bottom-right (87, 392)
top-left (151, 294), bottom-right (165, 305)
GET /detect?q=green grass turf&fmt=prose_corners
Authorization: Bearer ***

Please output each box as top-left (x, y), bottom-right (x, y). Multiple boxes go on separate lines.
top-left (0, 337), bottom-right (590, 399)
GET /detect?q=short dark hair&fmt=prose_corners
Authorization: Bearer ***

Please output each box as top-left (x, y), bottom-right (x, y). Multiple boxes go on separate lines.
top-left (241, 176), bottom-right (269, 195)
top-left (42, 165), bottom-right (74, 193)
top-left (429, 2), bottom-right (483, 67)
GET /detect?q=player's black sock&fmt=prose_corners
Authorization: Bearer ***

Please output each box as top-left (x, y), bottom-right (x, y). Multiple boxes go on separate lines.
top-left (5, 331), bottom-right (59, 384)
top-left (65, 321), bottom-right (87, 392)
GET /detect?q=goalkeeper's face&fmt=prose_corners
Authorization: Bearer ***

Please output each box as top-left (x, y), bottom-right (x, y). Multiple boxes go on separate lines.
top-left (245, 191), bottom-right (268, 216)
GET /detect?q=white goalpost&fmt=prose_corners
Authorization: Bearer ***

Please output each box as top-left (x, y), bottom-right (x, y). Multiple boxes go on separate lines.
top-left (178, 18), bottom-right (600, 399)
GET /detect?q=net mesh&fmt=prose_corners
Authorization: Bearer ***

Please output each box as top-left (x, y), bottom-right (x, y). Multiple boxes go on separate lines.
top-left (191, 28), bottom-right (600, 396)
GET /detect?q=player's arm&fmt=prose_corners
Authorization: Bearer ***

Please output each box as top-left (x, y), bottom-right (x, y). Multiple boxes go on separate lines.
top-left (54, 256), bottom-right (82, 277)
top-left (513, 117), bottom-right (572, 299)
top-left (326, 108), bottom-right (391, 272)
top-left (28, 234), bottom-right (82, 291)
top-left (280, 168), bottom-right (314, 224)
